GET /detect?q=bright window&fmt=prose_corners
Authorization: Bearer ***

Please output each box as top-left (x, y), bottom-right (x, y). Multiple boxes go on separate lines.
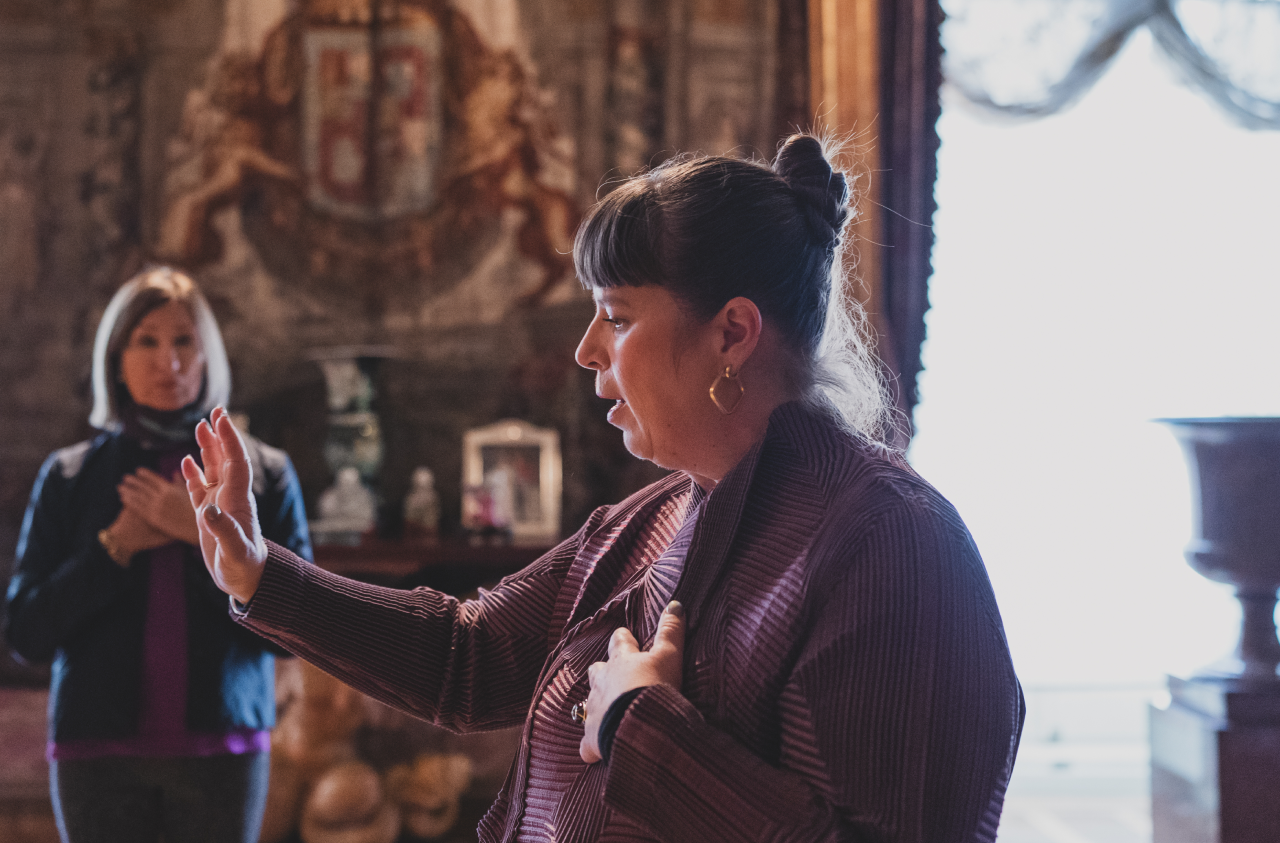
top-left (910, 23), bottom-right (1280, 715)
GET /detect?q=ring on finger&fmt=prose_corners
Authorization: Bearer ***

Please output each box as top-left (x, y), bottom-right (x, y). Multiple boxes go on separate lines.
top-left (570, 701), bottom-right (587, 725)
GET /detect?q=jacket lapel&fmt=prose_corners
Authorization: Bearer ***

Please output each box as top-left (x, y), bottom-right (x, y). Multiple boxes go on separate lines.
top-left (561, 470), bottom-right (692, 634)
top-left (671, 437), bottom-right (763, 636)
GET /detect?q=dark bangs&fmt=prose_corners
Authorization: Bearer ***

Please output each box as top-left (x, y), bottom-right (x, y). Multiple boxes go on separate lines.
top-left (573, 178), bottom-right (666, 291)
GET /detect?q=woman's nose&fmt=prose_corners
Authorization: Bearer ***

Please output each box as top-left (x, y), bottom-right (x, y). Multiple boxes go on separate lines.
top-left (575, 322), bottom-right (604, 371)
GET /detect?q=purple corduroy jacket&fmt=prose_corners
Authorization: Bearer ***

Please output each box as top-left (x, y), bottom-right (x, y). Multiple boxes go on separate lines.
top-left (235, 402), bottom-right (1023, 842)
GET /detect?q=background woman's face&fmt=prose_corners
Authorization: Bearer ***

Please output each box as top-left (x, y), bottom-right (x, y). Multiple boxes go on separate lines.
top-left (118, 301), bottom-right (206, 412)
top-left (575, 285), bottom-right (720, 474)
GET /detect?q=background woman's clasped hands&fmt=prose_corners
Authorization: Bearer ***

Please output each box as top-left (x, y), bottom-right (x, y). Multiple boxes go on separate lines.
top-left (117, 467), bottom-right (200, 546)
top-left (101, 467), bottom-right (201, 567)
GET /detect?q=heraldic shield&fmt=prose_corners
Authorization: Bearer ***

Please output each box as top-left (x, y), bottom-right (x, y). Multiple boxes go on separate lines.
top-left (302, 19), bottom-right (443, 220)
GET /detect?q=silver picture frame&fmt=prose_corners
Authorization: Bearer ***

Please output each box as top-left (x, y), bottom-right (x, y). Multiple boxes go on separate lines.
top-left (462, 419), bottom-right (562, 545)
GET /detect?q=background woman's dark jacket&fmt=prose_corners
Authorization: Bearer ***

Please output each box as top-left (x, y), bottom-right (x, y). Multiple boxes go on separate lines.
top-left (4, 430), bottom-right (311, 741)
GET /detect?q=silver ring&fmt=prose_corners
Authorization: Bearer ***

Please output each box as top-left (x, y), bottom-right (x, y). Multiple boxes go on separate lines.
top-left (570, 702), bottom-right (587, 725)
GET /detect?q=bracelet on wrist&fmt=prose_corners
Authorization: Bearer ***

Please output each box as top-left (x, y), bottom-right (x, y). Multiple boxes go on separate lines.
top-left (97, 528), bottom-right (131, 567)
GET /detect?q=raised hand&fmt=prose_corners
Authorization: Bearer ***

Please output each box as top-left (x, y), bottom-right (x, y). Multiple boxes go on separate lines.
top-left (180, 407), bottom-right (267, 604)
top-left (579, 601), bottom-right (686, 764)
top-left (118, 467), bottom-right (200, 545)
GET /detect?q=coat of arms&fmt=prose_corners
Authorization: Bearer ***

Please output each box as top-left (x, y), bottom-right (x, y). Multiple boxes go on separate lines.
top-left (303, 21), bottom-right (442, 220)
top-left (154, 0), bottom-right (576, 310)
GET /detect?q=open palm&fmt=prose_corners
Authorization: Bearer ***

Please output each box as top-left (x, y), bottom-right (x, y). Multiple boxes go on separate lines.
top-left (181, 407), bottom-right (268, 604)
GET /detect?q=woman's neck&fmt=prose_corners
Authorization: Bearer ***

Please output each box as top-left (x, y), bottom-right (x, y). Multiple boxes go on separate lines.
top-left (119, 399), bottom-right (205, 447)
top-left (686, 398), bottom-right (795, 491)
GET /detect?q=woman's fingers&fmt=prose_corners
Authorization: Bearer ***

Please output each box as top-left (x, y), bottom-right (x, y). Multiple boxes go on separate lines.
top-left (118, 477), bottom-right (166, 529)
top-left (117, 484), bottom-right (146, 513)
top-left (579, 609), bottom-right (688, 764)
top-left (652, 601), bottom-right (686, 657)
top-left (132, 476), bottom-right (200, 545)
top-left (109, 507), bottom-right (173, 555)
top-left (181, 455), bottom-right (208, 502)
top-left (579, 665), bottom-right (607, 764)
top-left (189, 408), bottom-right (268, 604)
top-left (131, 467), bottom-right (166, 488)
top-left (195, 419), bottom-right (224, 486)
top-left (215, 413), bottom-right (253, 499)
top-left (607, 627), bottom-right (640, 660)
top-left (213, 408), bottom-right (247, 460)
top-left (119, 472), bottom-right (168, 505)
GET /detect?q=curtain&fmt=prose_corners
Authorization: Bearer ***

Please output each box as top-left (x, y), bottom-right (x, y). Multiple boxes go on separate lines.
top-left (878, 0), bottom-right (945, 439)
top-left (943, 0), bottom-right (1280, 129)
top-left (860, 0), bottom-right (1280, 440)
top-left (806, 0), bottom-right (946, 442)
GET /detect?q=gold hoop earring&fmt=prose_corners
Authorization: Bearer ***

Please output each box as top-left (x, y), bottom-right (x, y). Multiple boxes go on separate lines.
top-left (709, 366), bottom-right (744, 415)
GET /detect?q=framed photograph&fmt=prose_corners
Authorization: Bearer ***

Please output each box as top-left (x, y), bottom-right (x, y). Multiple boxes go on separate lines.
top-left (462, 419), bottom-right (561, 544)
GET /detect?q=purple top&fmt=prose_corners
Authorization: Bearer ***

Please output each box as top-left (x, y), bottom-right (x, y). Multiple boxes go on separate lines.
top-left (49, 448), bottom-right (269, 761)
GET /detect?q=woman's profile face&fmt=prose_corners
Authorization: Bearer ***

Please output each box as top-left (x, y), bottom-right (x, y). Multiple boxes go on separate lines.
top-left (118, 300), bottom-right (206, 412)
top-left (575, 284), bottom-right (721, 478)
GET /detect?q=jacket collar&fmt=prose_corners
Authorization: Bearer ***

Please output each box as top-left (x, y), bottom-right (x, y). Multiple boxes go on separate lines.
top-left (672, 400), bottom-right (842, 631)
top-left (563, 469), bottom-right (693, 632)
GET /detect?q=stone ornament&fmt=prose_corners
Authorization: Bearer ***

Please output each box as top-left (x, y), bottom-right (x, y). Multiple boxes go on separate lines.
top-left (315, 467), bottom-right (377, 538)
top-left (403, 466), bottom-right (441, 539)
top-left (263, 660), bottom-right (479, 843)
top-left (299, 761), bottom-right (400, 843)
top-left (384, 754), bottom-right (473, 840)
top-left (1160, 417), bottom-right (1280, 682)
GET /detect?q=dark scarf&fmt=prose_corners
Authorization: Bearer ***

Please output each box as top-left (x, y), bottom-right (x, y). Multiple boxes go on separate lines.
top-left (118, 399), bottom-right (206, 450)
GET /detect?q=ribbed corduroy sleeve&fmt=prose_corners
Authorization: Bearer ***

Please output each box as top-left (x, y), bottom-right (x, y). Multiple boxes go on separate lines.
top-left (603, 683), bottom-right (841, 841)
top-left (234, 530), bottom-right (585, 733)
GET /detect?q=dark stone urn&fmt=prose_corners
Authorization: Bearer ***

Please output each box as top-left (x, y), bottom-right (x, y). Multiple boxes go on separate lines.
top-left (1150, 417), bottom-right (1280, 843)
top-left (1159, 417), bottom-right (1280, 682)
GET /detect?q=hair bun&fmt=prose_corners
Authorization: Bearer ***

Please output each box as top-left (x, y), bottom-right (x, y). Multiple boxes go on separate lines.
top-left (773, 134), bottom-right (848, 249)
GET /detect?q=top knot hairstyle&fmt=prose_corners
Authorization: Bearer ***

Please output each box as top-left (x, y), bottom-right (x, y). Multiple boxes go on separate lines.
top-left (574, 133), bottom-right (892, 443)
top-left (773, 134), bottom-right (848, 250)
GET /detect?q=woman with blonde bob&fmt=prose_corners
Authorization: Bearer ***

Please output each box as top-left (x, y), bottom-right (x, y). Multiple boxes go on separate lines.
top-left (186, 136), bottom-right (1023, 842)
top-left (5, 268), bottom-right (311, 843)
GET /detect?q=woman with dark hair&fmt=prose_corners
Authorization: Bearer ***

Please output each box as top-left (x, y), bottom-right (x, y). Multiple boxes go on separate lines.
top-left (4, 267), bottom-right (312, 843)
top-left (186, 135), bottom-right (1022, 842)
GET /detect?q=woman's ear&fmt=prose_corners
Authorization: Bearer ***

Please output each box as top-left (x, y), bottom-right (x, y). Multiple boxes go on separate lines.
top-left (715, 296), bottom-right (764, 366)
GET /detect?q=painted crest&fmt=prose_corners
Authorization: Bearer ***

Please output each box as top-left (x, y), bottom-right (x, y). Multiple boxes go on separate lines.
top-left (302, 21), bottom-right (442, 220)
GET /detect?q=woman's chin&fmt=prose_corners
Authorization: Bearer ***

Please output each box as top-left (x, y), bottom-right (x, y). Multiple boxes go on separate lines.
top-left (619, 430), bottom-right (652, 463)
top-left (137, 397), bottom-right (188, 412)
